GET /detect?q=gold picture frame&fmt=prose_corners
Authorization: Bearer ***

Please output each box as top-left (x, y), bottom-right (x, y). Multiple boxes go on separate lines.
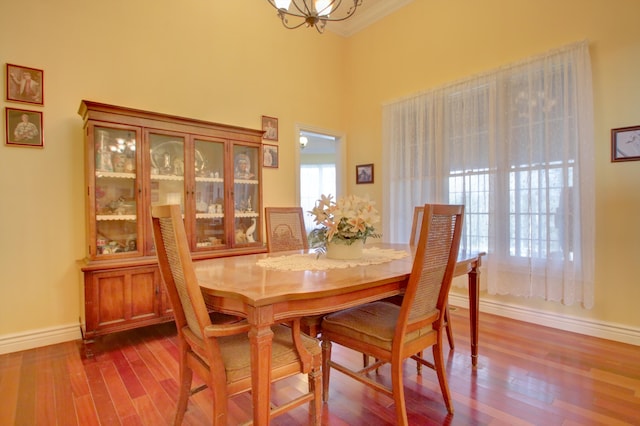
top-left (611, 125), bottom-right (640, 162)
top-left (262, 115), bottom-right (278, 141)
top-left (6, 63), bottom-right (44, 106)
top-left (356, 163), bottom-right (374, 184)
top-left (5, 107), bottom-right (44, 148)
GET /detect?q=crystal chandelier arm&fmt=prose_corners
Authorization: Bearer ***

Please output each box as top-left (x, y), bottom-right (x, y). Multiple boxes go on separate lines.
top-left (276, 8), bottom-right (311, 30)
top-left (265, 0), bottom-right (362, 32)
top-left (290, 0), bottom-right (314, 17)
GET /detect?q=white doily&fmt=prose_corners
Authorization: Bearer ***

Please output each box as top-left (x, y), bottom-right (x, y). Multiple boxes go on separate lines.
top-left (257, 247), bottom-right (410, 271)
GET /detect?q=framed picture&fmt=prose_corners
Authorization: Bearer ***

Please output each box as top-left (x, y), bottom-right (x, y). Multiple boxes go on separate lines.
top-left (6, 64), bottom-right (44, 105)
top-left (263, 144), bottom-right (279, 168)
top-left (262, 115), bottom-right (278, 141)
top-left (611, 125), bottom-right (640, 162)
top-left (5, 107), bottom-right (43, 148)
top-left (356, 163), bottom-right (374, 184)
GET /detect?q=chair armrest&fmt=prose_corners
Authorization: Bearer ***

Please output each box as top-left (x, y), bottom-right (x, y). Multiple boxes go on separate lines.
top-left (290, 318), bottom-right (313, 370)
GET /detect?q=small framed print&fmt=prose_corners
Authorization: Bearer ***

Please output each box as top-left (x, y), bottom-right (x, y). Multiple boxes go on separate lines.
top-left (6, 108), bottom-right (43, 148)
top-left (6, 64), bottom-right (44, 105)
top-left (356, 163), bottom-right (374, 184)
top-left (611, 125), bottom-right (640, 162)
top-left (263, 144), bottom-right (279, 168)
top-left (262, 115), bottom-right (278, 141)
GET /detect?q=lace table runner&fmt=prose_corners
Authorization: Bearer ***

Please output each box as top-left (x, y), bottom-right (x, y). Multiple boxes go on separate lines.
top-left (257, 247), bottom-right (410, 271)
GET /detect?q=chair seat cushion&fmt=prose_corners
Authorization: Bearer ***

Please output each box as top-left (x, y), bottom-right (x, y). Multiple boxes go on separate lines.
top-left (322, 301), bottom-right (436, 351)
top-left (218, 324), bottom-right (320, 383)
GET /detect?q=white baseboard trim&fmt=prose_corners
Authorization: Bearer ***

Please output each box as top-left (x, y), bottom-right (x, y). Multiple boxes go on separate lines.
top-left (0, 323), bottom-right (82, 355)
top-left (449, 294), bottom-right (640, 347)
top-left (2, 297), bottom-right (639, 355)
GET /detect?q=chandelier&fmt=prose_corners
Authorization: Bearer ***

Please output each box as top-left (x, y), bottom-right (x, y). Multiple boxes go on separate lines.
top-left (266, 0), bottom-right (363, 33)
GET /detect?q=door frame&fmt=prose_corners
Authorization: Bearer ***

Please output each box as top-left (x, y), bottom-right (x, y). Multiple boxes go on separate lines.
top-left (294, 123), bottom-right (346, 207)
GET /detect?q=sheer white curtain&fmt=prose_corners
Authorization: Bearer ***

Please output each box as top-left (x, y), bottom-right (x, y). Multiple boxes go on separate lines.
top-left (382, 41), bottom-right (594, 308)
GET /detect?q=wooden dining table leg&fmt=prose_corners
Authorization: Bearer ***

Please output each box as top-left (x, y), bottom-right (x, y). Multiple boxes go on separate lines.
top-left (468, 258), bottom-right (481, 366)
top-left (249, 321), bottom-right (274, 425)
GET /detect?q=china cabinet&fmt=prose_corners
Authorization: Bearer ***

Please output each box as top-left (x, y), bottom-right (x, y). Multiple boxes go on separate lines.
top-left (79, 100), bottom-right (265, 344)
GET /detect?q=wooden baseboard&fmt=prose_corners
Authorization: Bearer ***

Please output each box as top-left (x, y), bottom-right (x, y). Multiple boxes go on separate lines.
top-left (0, 323), bottom-right (82, 355)
top-left (449, 293), bottom-right (640, 346)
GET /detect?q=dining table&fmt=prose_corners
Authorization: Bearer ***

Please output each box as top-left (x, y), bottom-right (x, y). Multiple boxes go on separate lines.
top-left (194, 243), bottom-right (484, 426)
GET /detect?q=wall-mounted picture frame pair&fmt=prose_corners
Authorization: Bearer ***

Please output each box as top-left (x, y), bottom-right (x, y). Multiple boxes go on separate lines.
top-left (611, 125), bottom-right (640, 162)
top-left (5, 63), bottom-right (44, 148)
top-left (261, 115), bottom-right (278, 168)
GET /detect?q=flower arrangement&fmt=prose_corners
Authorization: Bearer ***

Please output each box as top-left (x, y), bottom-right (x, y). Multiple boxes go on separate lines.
top-left (308, 194), bottom-right (381, 252)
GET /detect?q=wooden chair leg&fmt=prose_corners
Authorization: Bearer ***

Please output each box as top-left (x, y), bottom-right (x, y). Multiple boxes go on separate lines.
top-left (309, 367), bottom-right (322, 425)
top-left (174, 356), bottom-right (191, 426)
top-left (391, 358), bottom-right (409, 426)
top-left (444, 305), bottom-right (455, 350)
top-left (321, 340), bottom-right (332, 402)
top-left (432, 341), bottom-right (454, 414)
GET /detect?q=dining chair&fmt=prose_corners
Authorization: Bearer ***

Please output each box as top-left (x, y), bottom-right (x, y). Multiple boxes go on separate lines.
top-left (151, 204), bottom-right (322, 425)
top-left (411, 206), bottom-right (455, 350)
top-left (264, 206), bottom-right (325, 336)
top-left (264, 206), bottom-right (309, 252)
top-left (321, 204), bottom-right (464, 424)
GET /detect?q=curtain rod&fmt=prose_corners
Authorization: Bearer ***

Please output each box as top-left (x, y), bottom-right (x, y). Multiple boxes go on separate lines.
top-left (382, 39), bottom-right (589, 107)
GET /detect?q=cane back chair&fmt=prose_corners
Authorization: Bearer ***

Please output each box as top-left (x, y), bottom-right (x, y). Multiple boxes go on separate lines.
top-left (321, 204), bottom-right (464, 424)
top-left (151, 204), bottom-right (321, 425)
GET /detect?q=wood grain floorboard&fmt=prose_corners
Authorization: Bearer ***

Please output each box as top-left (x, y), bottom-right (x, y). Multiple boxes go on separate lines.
top-left (1, 308), bottom-right (639, 425)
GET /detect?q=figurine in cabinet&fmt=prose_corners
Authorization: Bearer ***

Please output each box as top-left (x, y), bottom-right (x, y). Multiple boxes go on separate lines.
top-left (234, 153), bottom-right (254, 179)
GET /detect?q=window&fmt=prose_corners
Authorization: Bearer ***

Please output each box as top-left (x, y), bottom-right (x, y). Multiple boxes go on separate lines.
top-left (300, 164), bottom-right (336, 232)
top-left (383, 41), bottom-right (594, 307)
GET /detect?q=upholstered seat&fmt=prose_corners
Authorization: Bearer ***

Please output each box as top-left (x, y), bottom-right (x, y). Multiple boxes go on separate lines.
top-left (151, 204), bottom-right (322, 425)
top-left (323, 301), bottom-right (437, 349)
top-left (321, 204), bottom-right (464, 424)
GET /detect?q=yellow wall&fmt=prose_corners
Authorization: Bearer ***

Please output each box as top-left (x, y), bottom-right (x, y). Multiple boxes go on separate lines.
top-left (344, 0), bottom-right (640, 327)
top-left (0, 0), bottom-right (638, 341)
top-left (0, 1), bottom-right (345, 336)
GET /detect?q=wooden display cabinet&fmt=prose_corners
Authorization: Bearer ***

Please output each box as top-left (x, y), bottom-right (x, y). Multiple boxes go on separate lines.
top-left (79, 100), bottom-right (265, 348)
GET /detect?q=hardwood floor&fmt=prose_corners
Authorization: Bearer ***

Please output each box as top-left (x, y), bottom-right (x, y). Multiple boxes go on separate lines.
top-left (1, 308), bottom-right (638, 425)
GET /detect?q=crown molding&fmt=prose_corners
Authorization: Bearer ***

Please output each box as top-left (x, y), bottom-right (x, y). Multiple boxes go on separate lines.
top-left (327, 0), bottom-right (415, 37)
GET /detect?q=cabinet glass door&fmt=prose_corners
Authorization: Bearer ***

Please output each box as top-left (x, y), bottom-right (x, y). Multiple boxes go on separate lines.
top-left (193, 139), bottom-right (226, 251)
top-left (147, 132), bottom-right (186, 254)
top-left (233, 144), bottom-right (261, 246)
top-left (92, 126), bottom-right (140, 257)
top-left (149, 132), bottom-right (186, 210)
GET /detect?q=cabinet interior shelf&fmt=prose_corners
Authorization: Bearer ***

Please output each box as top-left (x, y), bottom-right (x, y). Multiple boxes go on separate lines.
top-left (234, 179), bottom-right (259, 185)
top-left (96, 215), bottom-right (137, 221)
top-left (195, 213), bottom-right (224, 219)
top-left (195, 177), bottom-right (224, 183)
top-left (151, 174), bottom-right (185, 181)
top-left (96, 171), bottom-right (136, 179)
top-left (235, 212), bottom-right (259, 218)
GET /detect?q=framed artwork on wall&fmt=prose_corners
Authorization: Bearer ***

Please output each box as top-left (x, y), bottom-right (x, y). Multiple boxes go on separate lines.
top-left (262, 115), bottom-right (278, 141)
top-left (263, 144), bottom-right (279, 168)
top-left (6, 63), bottom-right (44, 105)
top-left (5, 107), bottom-right (44, 148)
top-left (356, 163), bottom-right (374, 184)
top-left (611, 125), bottom-right (640, 162)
